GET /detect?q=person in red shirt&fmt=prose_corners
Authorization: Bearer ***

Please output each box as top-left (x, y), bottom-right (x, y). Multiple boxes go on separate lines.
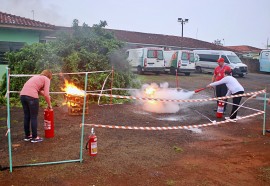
top-left (212, 57), bottom-right (231, 112)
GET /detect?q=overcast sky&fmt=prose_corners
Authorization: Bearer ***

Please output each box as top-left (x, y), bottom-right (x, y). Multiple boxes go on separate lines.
top-left (1, 0), bottom-right (269, 48)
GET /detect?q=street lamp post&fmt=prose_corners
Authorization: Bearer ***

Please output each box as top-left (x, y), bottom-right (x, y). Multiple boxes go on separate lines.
top-left (31, 10), bottom-right (35, 20)
top-left (178, 18), bottom-right (189, 37)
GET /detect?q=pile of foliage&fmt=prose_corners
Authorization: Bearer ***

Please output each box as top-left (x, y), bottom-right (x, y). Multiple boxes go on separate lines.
top-left (0, 20), bottom-right (139, 106)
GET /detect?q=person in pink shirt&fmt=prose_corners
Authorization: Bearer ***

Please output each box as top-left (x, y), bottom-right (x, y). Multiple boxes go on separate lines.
top-left (20, 70), bottom-right (52, 143)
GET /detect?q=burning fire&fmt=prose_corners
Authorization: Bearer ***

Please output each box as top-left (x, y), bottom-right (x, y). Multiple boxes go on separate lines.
top-left (144, 87), bottom-right (157, 104)
top-left (62, 80), bottom-right (89, 115)
top-left (145, 87), bottom-right (156, 96)
top-left (61, 80), bottom-right (86, 96)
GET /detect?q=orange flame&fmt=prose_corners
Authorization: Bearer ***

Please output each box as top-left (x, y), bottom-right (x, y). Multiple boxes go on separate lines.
top-left (145, 87), bottom-right (156, 96)
top-left (62, 80), bottom-right (85, 96)
top-left (145, 87), bottom-right (157, 104)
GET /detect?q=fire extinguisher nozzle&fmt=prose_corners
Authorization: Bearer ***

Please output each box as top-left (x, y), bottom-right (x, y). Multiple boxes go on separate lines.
top-left (194, 87), bottom-right (206, 93)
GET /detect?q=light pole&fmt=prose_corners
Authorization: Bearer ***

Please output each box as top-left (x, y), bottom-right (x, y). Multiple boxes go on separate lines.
top-left (31, 10), bottom-right (35, 20)
top-left (178, 18), bottom-right (189, 37)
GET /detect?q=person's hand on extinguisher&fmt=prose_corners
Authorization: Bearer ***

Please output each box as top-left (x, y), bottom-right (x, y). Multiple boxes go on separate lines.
top-left (47, 95), bottom-right (52, 110)
top-left (42, 92), bottom-right (52, 110)
top-left (40, 90), bottom-right (52, 110)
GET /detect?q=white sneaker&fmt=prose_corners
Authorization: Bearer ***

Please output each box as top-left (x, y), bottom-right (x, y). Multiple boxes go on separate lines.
top-left (31, 136), bottom-right (43, 143)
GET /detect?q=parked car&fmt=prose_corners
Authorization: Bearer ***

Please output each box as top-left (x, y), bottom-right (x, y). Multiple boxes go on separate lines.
top-left (194, 50), bottom-right (248, 77)
top-left (126, 48), bottom-right (165, 74)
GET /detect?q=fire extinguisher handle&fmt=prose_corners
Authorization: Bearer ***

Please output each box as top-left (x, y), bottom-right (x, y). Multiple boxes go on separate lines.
top-left (47, 106), bottom-right (53, 110)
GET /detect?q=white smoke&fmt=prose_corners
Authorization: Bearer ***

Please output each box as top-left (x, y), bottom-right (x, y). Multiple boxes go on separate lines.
top-left (133, 82), bottom-right (194, 113)
top-left (0, 0), bottom-right (67, 25)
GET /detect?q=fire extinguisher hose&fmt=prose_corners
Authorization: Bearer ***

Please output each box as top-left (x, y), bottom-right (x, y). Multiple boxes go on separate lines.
top-left (85, 141), bottom-right (89, 150)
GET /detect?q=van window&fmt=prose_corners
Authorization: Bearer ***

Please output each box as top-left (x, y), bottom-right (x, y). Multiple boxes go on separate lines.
top-left (221, 55), bottom-right (230, 64)
top-left (182, 52), bottom-right (195, 62)
top-left (190, 53), bottom-right (195, 62)
top-left (261, 51), bottom-right (270, 60)
top-left (194, 54), bottom-right (200, 62)
top-left (147, 50), bottom-right (163, 60)
top-left (197, 54), bottom-right (219, 62)
top-left (227, 55), bottom-right (242, 64)
top-left (181, 52), bottom-right (189, 60)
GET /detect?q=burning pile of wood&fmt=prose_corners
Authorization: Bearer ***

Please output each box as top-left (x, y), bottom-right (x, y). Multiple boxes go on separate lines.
top-left (62, 80), bottom-right (88, 116)
top-left (65, 94), bottom-right (89, 115)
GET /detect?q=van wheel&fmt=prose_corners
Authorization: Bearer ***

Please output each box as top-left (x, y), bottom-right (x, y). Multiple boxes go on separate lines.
top-left (196, 66), bottom-right (202, 73)
top-left (137, 66), bottom-right (143, 75)
top-left (170, 67), bottom-right (176, 75)
top-left (184, 72), bottom-right (190, 76)
top-left (238, 74), bottom-right (244, 77)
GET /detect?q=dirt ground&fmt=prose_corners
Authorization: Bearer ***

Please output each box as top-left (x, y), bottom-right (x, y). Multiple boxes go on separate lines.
top-left (1, 72), bottom-right (270, 186)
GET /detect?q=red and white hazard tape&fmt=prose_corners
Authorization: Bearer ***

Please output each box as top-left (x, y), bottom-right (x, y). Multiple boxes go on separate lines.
top-left (5, 129), bottom-right (10, 136)
top-left (82, 111), bottom-right (264, 131)
top-left (87, 89), bottom-right (266, 103)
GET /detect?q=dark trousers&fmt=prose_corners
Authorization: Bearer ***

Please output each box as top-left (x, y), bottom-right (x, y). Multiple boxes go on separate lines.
top-left (216, 84), bottom-right (228, 111)
top-left (20, 96), bottom-right (39, 138)
top-left (230, 91), bottom-right (244, 119)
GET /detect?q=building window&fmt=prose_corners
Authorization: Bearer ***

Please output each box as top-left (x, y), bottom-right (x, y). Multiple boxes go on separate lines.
top-left (0, 41), bottom-right (25, 64)
top-left (39, 40), bottom-right (46, 43)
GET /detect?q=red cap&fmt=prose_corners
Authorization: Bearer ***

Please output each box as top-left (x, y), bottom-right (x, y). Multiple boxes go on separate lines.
top-left (217, 58), bottom-right (224, 63)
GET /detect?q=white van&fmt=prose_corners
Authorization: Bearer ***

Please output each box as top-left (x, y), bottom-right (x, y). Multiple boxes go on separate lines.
top-left (194, 50), bottom-right (248, 77)
top-left (259, 50), bottom-right (270, 72)
top-left (126, 48), bottom-right (165, 74)
top-left (164, 50), bottom-right (196, 76)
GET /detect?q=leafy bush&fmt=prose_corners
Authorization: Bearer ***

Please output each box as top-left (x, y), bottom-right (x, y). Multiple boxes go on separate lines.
top-left (0, 20), bottom-right (139, 106)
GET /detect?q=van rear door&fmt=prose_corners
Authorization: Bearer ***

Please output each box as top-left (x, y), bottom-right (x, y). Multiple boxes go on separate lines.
top-left (146, 49), bottom-right (164, 68)
top-left (180, 51), bottom-right (195, 69)
top-left (180, 52), bottom-right (189, 67)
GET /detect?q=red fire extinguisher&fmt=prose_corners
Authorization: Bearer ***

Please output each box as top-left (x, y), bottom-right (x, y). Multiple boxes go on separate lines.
top-left (44, 108), bottom-right (54, 138)
top-left (216, 101), bottom-right (225, 118)
top-left (86, 128), bottom-right (97, 156)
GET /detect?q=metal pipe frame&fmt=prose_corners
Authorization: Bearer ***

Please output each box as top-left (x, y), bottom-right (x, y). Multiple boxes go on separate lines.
top-left (5, 68), bottom-right (87, 173)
